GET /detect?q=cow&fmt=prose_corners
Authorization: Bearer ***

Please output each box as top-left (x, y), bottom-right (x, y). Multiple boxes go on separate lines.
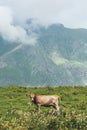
top-left (27, 93), bottom-right (60, 114)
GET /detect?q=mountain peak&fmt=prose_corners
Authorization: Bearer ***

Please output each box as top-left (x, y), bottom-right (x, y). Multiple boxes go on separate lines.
top-left (48, 23), bottom-right (64, 29)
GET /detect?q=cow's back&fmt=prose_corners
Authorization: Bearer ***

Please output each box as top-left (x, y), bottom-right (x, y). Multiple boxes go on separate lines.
top-left (35, 95), bottom-right (59, 106)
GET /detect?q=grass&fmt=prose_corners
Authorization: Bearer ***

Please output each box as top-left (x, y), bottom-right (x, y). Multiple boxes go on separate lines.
top-left (0, 85), bottom-right (87, 130)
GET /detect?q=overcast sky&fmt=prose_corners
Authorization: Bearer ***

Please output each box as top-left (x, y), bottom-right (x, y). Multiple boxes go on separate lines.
top-left (0, 0), bottom-right (87, 28)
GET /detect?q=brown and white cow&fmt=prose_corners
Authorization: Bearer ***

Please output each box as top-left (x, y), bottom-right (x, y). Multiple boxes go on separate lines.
top-left (27, 94), bottom-right (60, 114)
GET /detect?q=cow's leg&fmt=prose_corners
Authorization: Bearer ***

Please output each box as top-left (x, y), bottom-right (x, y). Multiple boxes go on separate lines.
top-left (55, 104), bottom-right (60, 115)
top-left (37, 104), bottom-right (41, 113)
top-left (53, 103), bottom-right (60, 115)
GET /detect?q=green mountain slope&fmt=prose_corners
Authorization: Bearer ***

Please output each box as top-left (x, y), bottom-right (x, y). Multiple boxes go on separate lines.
top-left (0, 22), bottom-right (87, 86)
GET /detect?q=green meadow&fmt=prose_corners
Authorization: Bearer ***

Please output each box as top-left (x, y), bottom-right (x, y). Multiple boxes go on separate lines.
top-left (0, 85), bottom-right (87, 130)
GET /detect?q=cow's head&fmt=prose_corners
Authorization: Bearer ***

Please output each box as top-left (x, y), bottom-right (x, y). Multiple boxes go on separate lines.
top-left (27, 93), bottom-right (35, 101)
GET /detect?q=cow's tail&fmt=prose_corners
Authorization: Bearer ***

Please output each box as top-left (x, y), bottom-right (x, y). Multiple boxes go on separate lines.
top-left (58, 96), bottom-right (61, 106)
top-left (58, 96), bottom-right (67, 108)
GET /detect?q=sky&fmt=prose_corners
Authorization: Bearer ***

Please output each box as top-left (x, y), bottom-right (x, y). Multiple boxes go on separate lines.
top-left (0, 0), bottom-right (87, 43)
top-left (0, 0), bottom-right (87, 28)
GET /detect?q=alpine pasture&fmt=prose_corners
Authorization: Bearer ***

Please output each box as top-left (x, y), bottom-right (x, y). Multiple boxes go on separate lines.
top-left (0, 85), bottom-right (87, 130)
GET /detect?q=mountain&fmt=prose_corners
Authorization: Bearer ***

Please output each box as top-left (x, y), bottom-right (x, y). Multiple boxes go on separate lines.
top-left (0, 20), bottom-right (87, 86)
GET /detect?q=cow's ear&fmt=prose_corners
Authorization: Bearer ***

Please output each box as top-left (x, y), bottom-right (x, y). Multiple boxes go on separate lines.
top-left (28, 94), bottom-right (30, 96)
top-left (26, 93), bottom-right (30, 97)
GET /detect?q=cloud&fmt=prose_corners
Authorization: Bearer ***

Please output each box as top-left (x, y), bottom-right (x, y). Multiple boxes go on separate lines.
top-left (0, 6), bottom-right (37, 45)
top-left (0, 0), bottom-right (74, 26)
top-left (1, 0), bottom-right (87, 28)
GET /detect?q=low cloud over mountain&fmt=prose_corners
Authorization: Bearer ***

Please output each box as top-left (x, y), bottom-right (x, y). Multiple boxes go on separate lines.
top-left (0, 6), bottom-right (37, 45)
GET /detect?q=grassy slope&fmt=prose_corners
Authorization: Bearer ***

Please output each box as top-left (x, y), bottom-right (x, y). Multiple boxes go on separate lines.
top-left (0, 85), bottom-right (87, 115)
top-left (0, 86), bottom-right (87, 130)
